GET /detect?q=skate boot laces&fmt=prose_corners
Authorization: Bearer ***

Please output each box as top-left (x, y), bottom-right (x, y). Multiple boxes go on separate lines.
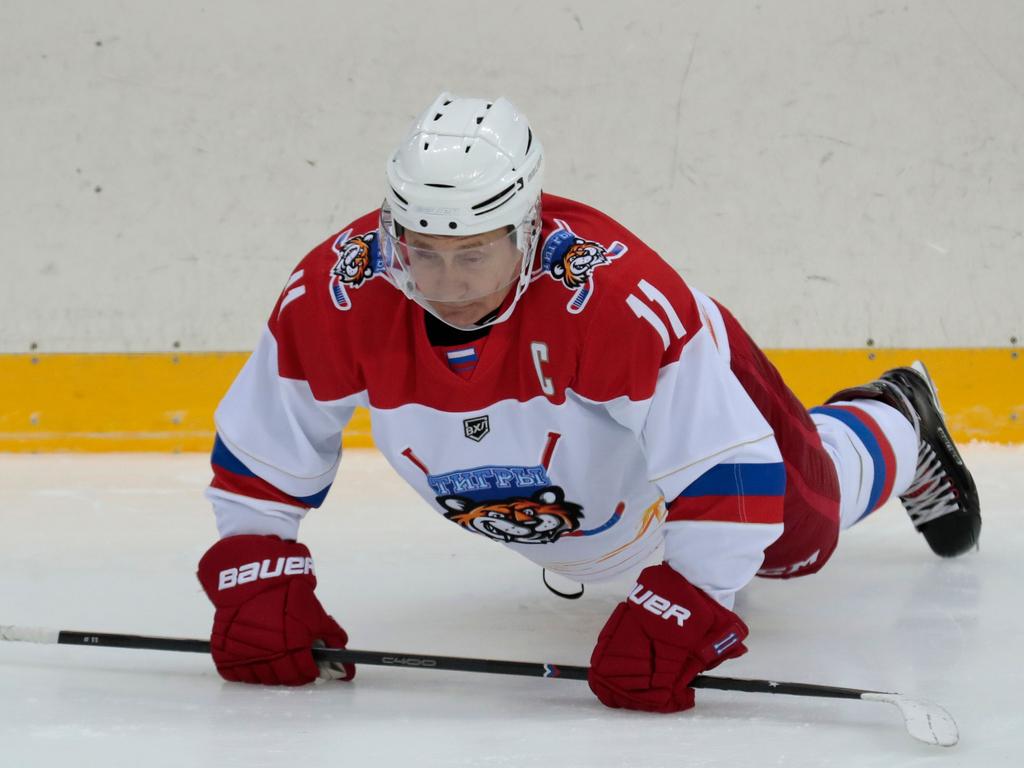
top-left (902, 442), bottom-right (961, 528)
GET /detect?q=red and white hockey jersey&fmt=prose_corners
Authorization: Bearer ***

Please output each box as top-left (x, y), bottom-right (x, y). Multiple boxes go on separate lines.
top-left (208, 194), bottom-right (840, 609)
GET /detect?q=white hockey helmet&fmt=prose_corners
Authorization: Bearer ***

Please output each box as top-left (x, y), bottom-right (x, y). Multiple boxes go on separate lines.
top-left (380, 92), bottom-right (544, 329)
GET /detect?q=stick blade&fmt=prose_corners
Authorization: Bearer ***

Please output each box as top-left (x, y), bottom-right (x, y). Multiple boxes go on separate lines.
top-left (863, 693), bottom-right (959, 747)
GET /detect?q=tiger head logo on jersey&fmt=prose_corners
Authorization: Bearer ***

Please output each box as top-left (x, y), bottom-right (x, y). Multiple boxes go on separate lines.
top-left (438, 487), bottom-right (584, 545)
top-left (551, 240), bottom-right (610, 288)
top-left (541, 219), bottom-right (627, 314)
top-left (330, 229), bottom-right (381, 310)
top-left (404, 435), bottom-right (597, 546)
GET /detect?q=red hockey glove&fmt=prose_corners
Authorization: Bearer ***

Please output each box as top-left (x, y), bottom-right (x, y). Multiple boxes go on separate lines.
top-left (197, 535), bottom-right (355, 686)
top-left (588, 563), bottom-right (748, 712)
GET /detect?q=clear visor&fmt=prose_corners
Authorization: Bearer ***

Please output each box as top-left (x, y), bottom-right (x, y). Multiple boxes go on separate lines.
top-left (380, 215), bottom-right (527, 305)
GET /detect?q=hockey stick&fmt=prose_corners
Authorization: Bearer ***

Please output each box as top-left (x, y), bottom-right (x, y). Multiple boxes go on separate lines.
top-left (0, 625), bottom-right (957, 747)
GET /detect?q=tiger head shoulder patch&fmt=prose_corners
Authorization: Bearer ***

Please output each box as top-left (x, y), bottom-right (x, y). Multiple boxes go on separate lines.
top-left (541, 219), bottom-right (628, 314)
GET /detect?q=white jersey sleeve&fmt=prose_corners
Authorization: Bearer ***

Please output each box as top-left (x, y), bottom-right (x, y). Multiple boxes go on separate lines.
top-left (581, 275), bottom-right (785, 609)
top-left (206, 241), bottom-right (371, 539)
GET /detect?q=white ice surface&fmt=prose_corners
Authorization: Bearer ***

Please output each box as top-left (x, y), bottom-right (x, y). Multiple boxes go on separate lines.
top-left (1, 445), bottom-right (1021, 767)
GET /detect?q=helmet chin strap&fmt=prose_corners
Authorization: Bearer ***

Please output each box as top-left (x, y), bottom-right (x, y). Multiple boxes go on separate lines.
top-left (414, 230), bottom-right (539, 331)
top-left (419, 278), bottom-right (525, 331)
top-left (380, 191), bottom-right (543, 331)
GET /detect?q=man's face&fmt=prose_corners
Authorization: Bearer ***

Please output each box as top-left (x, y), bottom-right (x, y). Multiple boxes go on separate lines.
top-left (402, 226), bottom-right (522, 327)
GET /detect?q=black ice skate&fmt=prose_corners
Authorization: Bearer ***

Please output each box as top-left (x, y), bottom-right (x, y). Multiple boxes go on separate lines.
top-left (827, 361), bottom-right (981, 557)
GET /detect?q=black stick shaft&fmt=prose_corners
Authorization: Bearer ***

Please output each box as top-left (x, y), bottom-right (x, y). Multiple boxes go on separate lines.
top-left (58, 630), bottom-right (210, 654)
top-left (51, 629), bottom-right (877, 700)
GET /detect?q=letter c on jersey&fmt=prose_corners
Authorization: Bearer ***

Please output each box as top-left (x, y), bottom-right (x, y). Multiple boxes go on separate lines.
top-left (531, 341), bottom-right (555, 396)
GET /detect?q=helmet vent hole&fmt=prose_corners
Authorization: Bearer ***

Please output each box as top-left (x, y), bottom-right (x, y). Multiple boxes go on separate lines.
top-left (475, 116), bottom-right (484, 125)
top-left (424, 183), bottom-right (454, 188)
top-left (433, 113), bottom-right (443, 121)
top-left (423, 141), bottom-right (429, 150)
top-left (448, 222), bottom-right (458, 230)
top-left (443, 99), bottom-right (452, 106)
top-left (464, 145), bottom-right (471, 153)
top-left (526, 128), bottom-right (533, 154)
top-left (486, 103), bottom-right (492, 109)
top-left (419, 219), bottom-right (428, 227)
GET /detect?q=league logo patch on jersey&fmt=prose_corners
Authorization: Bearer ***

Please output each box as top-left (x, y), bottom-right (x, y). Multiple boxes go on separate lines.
top-left (329, 229), bottom-right (383, 311)
top-left (541, 219), bottom-right (627, 314)
top-left (463, 415), bottom-right (490, 442)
